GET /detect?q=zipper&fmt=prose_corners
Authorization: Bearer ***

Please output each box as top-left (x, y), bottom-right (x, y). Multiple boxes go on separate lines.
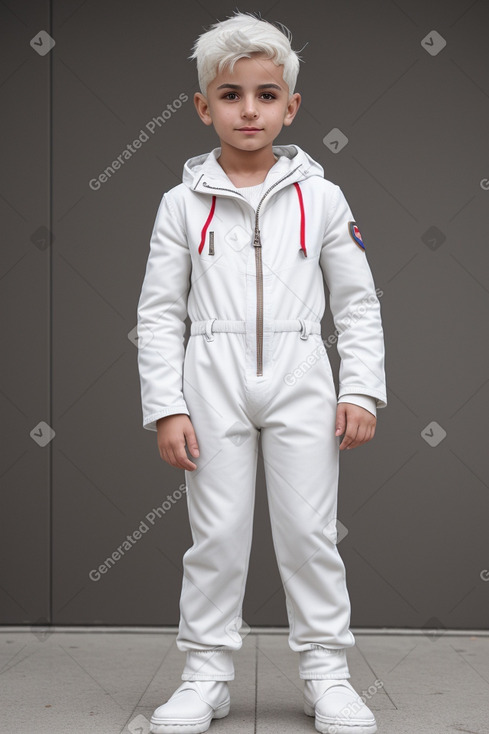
top-left (202, 182), bottom-right (246, 198)
top-left (203, 165), bottom-right (302, 376)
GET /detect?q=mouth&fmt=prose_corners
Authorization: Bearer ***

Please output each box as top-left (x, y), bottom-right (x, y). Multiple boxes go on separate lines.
top-left (237, 127), bottom-right (263, 132)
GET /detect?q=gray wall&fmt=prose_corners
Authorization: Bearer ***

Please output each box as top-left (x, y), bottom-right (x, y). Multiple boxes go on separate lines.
top-left (1, 0), bottom-right (488, 630)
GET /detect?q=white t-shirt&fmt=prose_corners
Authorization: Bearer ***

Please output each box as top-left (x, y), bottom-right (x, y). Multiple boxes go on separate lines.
top-left (235, 180), bottom-right (266, 209)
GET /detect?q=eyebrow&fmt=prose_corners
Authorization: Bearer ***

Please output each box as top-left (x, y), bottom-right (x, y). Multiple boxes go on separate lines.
top-left (216, 83), bottom-right (282, 91)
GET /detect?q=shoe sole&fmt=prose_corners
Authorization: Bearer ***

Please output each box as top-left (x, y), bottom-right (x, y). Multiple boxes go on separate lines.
top-left (150, 699), bottom-right (230, 734)
top-left (304, 701), bottom-right (377, 734)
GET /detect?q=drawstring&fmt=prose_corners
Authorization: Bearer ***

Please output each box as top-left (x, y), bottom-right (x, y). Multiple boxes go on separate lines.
top-left (198, 195), bottom-right (216, 254)
top-left (293, 182), bottom-right (307, 257)
top-left (198, 184), bottom-right (307, 257)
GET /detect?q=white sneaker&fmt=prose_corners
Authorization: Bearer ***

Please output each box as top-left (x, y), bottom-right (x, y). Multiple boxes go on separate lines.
top-left (304, 678), bottom-right (377, 734)
top-left (149, 680), bottom-right (231, 734)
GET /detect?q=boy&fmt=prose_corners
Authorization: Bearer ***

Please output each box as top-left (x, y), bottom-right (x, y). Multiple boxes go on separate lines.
top-left (137, 11), bottom-right (386, 734)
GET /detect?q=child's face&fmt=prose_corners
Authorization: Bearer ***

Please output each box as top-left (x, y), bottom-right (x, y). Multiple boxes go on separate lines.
top-left (194, 54), bottom-right (301, 154)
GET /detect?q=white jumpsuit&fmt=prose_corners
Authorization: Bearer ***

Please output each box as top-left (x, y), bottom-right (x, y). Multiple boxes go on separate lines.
top-left (137, 144), bottom-right (387, 683)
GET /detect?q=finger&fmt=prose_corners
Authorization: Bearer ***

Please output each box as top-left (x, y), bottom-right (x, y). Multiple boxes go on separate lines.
top-left (159, 445), bottom-right (170, 465)
top-left (165, 446), bottom-right (179, 468)
top-left (185, 428), bottom-right (200, 458)
top-left (340, 424), bottom-right (358, 450)
top-left (166, 444), bottom-right (190, 471)
top-left (363, 423), bottom-right (375, 444)
top-left (348, 422), bottom-right (361, 448)
top-left (174, 443), bottom-right (197, 471)
top-left (349, 425), bottom-right (367, 449)
top-left (335, 414), bottom-right (346, 437)
top-left (359, 427), bottom-right (371, 446)
top-left (339, 428), bottom-right (351, 450)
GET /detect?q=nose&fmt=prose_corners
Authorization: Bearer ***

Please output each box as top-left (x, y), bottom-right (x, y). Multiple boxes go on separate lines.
top-left (241, 94), bottom-right (258, 119)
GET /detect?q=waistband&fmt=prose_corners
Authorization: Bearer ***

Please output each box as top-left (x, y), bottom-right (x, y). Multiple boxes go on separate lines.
top-left (190, 318), bottom-right (321, 342)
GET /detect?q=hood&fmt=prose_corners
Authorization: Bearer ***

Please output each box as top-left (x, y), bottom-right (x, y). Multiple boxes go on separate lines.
top-left (183, 144), bottom-right (325, 259)
top-left (182, 143), bottom-right (324, 193)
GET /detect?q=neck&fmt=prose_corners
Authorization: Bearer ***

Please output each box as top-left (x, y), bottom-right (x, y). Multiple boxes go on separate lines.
top-left (216, 141), bottom-right (278, 179)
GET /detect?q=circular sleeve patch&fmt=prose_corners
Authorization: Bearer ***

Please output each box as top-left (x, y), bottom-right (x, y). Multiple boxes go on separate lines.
top-left (348, 221), bottom-right (365, 250)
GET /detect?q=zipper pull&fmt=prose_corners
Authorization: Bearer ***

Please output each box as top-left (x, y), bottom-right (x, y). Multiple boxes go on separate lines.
top-left (208, 231), bottom-right (214, 255)
top-left (253, 227), bottom-right (261, 247)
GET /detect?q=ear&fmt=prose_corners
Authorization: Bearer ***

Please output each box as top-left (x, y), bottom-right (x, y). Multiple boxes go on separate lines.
top-left (282, 92), bottom-right (301, 127)
top-left (194, 92), bottom-right (213, 126)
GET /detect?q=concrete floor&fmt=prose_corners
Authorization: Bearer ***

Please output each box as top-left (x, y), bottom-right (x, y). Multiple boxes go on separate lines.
top-left (1, 628), bottom-right (488, 734)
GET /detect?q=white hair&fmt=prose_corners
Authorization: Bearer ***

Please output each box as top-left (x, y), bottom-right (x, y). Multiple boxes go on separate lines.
top-left (189, 11), bottom-right (302, 98)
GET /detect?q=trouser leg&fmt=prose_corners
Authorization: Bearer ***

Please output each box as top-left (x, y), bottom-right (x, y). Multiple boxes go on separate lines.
top-left (177, 334), bottom-right (260, 680)
top-left (259, 332), bottom-right (356, 680)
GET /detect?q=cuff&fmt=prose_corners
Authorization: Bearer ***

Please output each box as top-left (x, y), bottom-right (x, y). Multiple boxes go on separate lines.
top-left (299, 647), bottom-right (351, 680)
top-left (143, 406), bottom-right (190, 432)
top-left (338, 393), bottom-right (377, 417)
top-left (181, 650), bottom-right (235, 681)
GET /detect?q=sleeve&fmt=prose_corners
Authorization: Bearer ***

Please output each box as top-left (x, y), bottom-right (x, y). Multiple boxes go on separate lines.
top-left (319, 185), bottom-right (387, 410)
top-left (338, 393), bottom-right (377, 417)
top-left (136, 192), bottom-right (192, 431)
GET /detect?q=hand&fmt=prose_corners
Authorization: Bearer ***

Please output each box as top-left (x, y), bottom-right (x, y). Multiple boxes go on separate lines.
top-left (156, 414), bottom-right (200, 470)
top-left (335, 402), bottom-right (376, 451)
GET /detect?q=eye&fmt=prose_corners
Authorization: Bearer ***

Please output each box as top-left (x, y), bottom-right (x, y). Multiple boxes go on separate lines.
top-left (222, 92), bottom-right (276, 102)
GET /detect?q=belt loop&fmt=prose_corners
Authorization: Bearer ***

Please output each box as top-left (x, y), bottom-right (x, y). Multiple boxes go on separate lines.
top-left (204, 317), bottom-right (217, 342)
top-left (298, 318), bottom-right (309, 340)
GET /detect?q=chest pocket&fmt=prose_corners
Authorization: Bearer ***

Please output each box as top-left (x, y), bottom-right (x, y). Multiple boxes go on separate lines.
top-left (195, 183), bottom-right (309, 266)
top-left (196, 195), bottom-right (252, 269)
top-left (201, 225), bottom-right (252, 256)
